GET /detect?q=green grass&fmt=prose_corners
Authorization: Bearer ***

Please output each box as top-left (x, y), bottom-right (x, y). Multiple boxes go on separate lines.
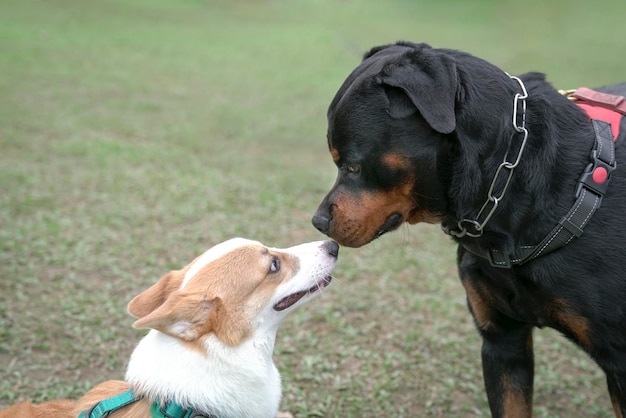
top-left (1, 0), bottom-right (624, 416)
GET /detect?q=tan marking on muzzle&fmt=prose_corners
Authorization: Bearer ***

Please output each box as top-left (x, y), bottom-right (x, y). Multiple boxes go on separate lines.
top-left (328, 186), bottom-right (417, 247)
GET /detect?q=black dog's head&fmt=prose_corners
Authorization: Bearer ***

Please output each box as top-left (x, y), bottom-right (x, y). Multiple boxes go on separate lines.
top-left (312, 42), bottom-right (461, 247)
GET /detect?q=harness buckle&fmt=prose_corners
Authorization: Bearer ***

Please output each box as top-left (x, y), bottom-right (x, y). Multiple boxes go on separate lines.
top-left (575, 150), bottom-right (616, 199)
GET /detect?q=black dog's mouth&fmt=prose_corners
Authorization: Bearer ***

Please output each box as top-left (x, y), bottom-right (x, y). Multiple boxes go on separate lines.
top-left (273, 276), bottom-right (333, 311)
top-left (372, 213), bottom-right (403, 241)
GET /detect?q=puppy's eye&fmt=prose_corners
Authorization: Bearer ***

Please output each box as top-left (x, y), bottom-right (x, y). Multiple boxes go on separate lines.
top-left (346, 164), bottom-right (360, 174)
top-left (269, 256), bottom-right (280, 273)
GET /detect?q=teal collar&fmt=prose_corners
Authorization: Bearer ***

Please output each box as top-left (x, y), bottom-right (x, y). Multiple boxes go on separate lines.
top-left (78, 389), bottom-right (215, 418)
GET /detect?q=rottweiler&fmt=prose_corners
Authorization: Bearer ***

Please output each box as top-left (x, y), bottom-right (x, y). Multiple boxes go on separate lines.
top-left (312, 41), bottom-right (626, 417)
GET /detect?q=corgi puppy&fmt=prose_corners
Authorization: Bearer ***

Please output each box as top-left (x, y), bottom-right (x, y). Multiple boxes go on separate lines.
top-left (0, 238), bottom-right (338, 418)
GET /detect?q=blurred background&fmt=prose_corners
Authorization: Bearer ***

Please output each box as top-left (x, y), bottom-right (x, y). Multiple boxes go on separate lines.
top-left (1, 0), bottom-right (624, 416)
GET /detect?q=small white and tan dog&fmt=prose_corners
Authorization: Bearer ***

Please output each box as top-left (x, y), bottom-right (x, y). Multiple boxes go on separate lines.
top-left (0, 238), bottom-right (338, 418)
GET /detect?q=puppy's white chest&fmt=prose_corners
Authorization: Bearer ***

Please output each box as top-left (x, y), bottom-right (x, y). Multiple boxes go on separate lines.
top-left (126, 331), bottom-right (282, 418)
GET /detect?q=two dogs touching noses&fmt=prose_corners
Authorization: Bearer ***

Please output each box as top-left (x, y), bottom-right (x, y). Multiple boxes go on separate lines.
top-left (0, 239), bottom-right (338, 418)
top-left (7, 38), bottom-right (626, 418)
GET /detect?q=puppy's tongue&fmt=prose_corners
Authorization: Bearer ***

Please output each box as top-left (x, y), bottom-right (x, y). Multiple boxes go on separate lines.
top-left (273, 276), bottom-right (332, 311)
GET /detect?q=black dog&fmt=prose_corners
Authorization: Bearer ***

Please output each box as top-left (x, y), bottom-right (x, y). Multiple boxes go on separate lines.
top-left (312, 41), bottom-right (626, 417)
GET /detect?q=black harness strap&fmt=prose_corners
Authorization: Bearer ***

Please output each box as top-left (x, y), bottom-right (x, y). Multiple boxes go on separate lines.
top-left (470, 118), bottom-right (616, 268)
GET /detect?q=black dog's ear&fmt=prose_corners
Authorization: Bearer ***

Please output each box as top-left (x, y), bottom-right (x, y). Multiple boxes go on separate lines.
top-left (379, 48), bottom-right (457, 134)
top-left (363, 44), bottom-right (393, 60)
top-left (383, 85), bottom-right (418, 119)
top-left (363, 41), bottom-right (432, 61)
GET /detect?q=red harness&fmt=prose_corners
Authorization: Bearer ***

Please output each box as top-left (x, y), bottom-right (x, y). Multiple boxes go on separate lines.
top-left (573, 87), bottom-right (625, 140)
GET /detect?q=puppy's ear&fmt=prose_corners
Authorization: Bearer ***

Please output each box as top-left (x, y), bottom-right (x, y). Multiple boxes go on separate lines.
top-left (380, 48), bottom-right (457, 134)
top-left (131, 291), bottom-right (217, 341)
top-left (128, 270), bottom-right (216, 341)
top-left (128, 270), bottom-right (184, 319)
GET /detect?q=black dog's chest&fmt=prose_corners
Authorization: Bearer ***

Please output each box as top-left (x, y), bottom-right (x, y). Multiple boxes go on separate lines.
top-left (460, 254), bottom-right (589, 332)
top-left (469, 270), bottom-right (548, 326)
top-left (489, 281), bottom-right (559, 330)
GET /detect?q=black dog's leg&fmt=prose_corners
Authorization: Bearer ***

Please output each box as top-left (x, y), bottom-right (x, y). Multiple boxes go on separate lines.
top-left (480, 325), bottom-right (534, 418)
top-left (462, 277), bottom-right (534, 417)
top-left (606, 372), bottom-right (626, 418)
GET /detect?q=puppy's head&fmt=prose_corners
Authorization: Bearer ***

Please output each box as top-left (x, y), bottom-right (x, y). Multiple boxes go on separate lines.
top-left (312, 42), bottom-right (455, 247)
top-left (128, 238), bottom-right (338, 346)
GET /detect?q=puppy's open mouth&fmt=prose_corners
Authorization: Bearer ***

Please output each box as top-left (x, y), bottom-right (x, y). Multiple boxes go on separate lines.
top-left (273, 276), bottom-right (332, 311)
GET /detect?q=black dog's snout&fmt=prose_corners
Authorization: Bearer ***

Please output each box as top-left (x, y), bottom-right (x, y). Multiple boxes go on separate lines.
top-left (323, 240), bottom-right (339, 258)
top-left (312, 214), bottom-right (331, 234)
top-left (313, 202), bottom-right (333, 235)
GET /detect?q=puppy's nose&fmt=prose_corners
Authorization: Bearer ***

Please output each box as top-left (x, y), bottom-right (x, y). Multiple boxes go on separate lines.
top-left (312, 214), bottom-right (330, 234)
top-left (323, 240), bottom-right (339, 258)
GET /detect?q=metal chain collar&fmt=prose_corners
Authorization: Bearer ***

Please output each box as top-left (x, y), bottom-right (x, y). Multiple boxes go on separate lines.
top-left (448, 74), bottom-right (529, 238)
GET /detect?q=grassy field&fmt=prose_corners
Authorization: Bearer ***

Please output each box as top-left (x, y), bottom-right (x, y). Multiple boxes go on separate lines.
top-left (1, 0), bottom-right (625, 416)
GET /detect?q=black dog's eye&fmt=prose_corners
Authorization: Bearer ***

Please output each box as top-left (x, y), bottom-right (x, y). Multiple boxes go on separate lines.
top-left (269, 256), bottom-right (280, 273)
top-left (346, 164), bottom-right (360, 174)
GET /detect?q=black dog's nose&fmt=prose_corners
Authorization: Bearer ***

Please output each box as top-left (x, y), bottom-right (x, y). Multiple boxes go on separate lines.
top-left (323, 240), bottom-right (339, 258)
top-left (312, 214), bottom-right (330, 234)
